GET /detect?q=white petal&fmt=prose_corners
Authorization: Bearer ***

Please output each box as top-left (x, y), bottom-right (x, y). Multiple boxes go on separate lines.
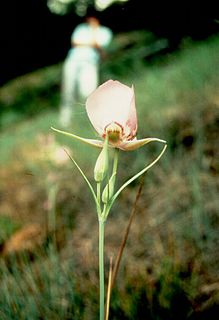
top-left (86, 80), bottom-right (136, 136)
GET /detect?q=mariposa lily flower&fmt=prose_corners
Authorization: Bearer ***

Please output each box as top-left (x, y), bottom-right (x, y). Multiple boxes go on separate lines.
top-left (51, 80), bottom-right (166, 150)
top-left (51, 80), bottom-right (167, 320)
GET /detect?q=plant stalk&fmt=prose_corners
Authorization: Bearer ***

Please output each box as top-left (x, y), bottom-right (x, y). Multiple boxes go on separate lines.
top-left (112, 149), bottom-right (119, 176)
top-left (99, 219), bottom-right (105, 320)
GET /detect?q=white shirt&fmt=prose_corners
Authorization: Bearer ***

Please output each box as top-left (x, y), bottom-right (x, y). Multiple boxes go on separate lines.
top-left (68, 23), bottom-right (113, 63)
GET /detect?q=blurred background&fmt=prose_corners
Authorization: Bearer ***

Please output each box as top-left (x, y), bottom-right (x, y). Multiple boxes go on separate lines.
top-left (0, 0), bottom-right (219, 319)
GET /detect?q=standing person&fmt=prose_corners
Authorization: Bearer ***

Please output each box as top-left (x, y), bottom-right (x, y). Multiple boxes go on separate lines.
top-left (59, 12), bottom-right (113, 127)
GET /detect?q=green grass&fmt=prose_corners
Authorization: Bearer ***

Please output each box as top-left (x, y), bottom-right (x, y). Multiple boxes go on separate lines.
top-left (0, 33), bottom-right (219, 319)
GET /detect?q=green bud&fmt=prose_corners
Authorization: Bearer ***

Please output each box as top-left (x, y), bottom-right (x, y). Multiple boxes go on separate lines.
top-left (94, 137), bottom-right (109, 183)
top-left (102, 173), bottom-right (116, 204)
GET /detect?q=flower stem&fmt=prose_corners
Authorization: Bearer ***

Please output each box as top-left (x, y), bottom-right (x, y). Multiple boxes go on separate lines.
top-left (97, 182), bottom-right (101, 207)
top-left (112, 149), bottom-right (119, 176)
top-left (99, 219), bottom-right (105, 320)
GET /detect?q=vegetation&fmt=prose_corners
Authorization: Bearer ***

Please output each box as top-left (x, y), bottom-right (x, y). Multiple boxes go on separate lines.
top-left (0, 33), bottom-right (219, 319)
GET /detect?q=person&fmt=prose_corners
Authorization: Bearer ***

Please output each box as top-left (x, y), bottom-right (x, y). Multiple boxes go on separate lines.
top-left (59, 13), bottom-right (113, 127)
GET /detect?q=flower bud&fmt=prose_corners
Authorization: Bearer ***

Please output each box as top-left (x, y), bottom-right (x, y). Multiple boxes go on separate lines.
top-left (94, 137), bottom-right (109, 183)
top-left (102, 173), bottom-right (116, 204)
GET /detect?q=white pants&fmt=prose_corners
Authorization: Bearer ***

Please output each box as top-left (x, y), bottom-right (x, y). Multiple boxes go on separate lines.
top-left (59, 54), bottom-right (99, 127)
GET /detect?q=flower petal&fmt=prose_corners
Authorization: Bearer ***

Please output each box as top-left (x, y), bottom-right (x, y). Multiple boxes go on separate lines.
top-left (86, 80), bottom-right (137, 137)
top-left (51, 127), bottom-right (104, 148)
top-left (124, 85), bottom-right (137, 139)
top-left (118, 137), bottom-right (167, 151)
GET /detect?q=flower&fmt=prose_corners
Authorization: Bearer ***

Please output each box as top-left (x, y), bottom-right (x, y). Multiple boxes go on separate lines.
top-left (86, 80), bottom-right (137, 149)
top-left (86, 80), bottom-right (166, 150)
top-left (51, 80), bottom-right (166, 150)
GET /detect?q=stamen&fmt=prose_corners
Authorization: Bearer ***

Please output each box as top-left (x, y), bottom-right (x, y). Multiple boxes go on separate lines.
top-left (104, 122), bottom-right (123, 144)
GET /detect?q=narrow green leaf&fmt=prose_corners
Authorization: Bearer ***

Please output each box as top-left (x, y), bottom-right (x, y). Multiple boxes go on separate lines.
top-left (107, 144), bottom-right (167, 212)
top-left (64, 149), bottom-right (100, 212)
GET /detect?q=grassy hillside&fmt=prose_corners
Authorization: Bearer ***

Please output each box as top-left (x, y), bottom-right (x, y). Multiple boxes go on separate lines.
top-left (0, 34), bottom-right (219, 319)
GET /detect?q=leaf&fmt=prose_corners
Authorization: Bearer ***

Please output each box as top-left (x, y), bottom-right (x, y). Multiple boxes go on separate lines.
top-left (107, 144), bottom-right (167, 213)
top-left (64, 149), bottom-right (100, 213)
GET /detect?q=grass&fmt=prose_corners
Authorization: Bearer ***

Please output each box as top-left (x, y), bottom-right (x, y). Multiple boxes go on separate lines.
top-left (0, 33), bottom-right (219, 319)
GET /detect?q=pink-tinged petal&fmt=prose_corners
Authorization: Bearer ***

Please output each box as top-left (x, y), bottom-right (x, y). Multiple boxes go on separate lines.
top-left (118, 137), bottom-right (167, 151)
top-left (51, 127), bottom-right (104, 148)
top-left (86, 80), bottom-right (137, 138)
top-left (124, 85), bottom-right (137, 140)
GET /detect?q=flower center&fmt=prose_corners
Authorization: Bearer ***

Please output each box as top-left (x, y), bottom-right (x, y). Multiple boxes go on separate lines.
top-left (104, 122), bottom-right (123, 144)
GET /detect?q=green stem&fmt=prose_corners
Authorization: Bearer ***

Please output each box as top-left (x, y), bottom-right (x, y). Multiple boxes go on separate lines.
top-left (99, 219), bottom-right (105, 320)
top-left (102, 149), bottom-right (119, 219)
top-left (97, 182), bottom-right (101, 211)
top-left (112, 149), bottom-right (119, 176)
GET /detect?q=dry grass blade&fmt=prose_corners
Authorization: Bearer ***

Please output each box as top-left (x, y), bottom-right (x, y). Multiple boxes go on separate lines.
top-left (111, 175), bottom-right (145, 289)
top-left (105, 256), bottom-right (113, 320)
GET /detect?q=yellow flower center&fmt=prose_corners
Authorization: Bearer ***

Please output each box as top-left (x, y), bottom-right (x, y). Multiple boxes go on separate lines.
top-left (105, 122), bottom-right (123, 144)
